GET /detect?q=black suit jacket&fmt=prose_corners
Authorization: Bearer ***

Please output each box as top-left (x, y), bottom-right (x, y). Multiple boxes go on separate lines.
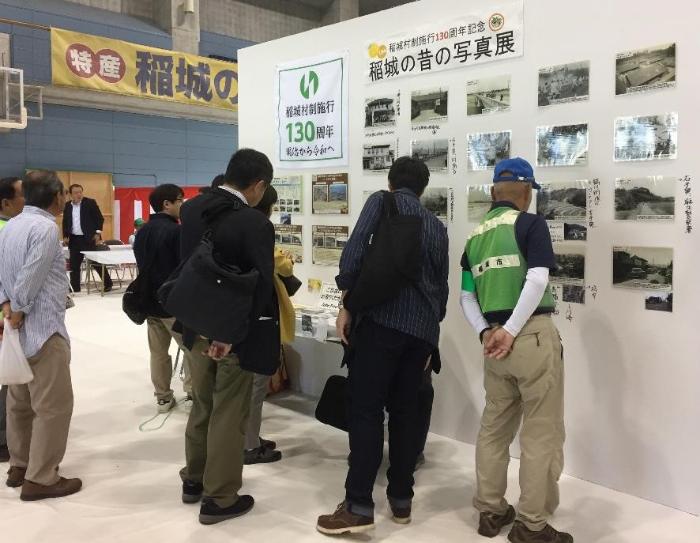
top-left (62, 197), bottom-right (105, 239)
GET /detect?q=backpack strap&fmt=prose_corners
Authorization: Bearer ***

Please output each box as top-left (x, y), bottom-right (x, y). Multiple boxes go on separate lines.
top-left (381, 190), bottom-right (399, 218)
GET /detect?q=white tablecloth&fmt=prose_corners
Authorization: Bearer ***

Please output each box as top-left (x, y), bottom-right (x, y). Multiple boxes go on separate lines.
top-left (81, 250), bottom-right (136, 266)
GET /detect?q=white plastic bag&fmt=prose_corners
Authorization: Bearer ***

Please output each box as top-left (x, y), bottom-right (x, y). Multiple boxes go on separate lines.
top-left (0, 318), bottom-right (33, 385)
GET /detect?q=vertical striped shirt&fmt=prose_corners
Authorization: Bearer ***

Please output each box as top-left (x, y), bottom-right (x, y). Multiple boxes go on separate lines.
top-left (0, 206), bottom-right (70, 358)
top-left (336, 188), bottom-right (449, 347)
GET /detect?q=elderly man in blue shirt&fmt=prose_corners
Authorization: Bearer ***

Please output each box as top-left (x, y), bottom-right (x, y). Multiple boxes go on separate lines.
top-left (0, 170), bottom-right (82, 501)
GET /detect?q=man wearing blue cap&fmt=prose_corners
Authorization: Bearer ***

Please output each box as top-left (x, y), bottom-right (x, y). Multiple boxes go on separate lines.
top-left (460, 158), bottom-right (572, 543)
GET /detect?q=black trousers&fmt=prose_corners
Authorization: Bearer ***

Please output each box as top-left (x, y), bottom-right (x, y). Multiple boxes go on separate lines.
top-left (417, 367), bottom-right (434, 456)
top-left (344, 319), bottom-right (433, 513)
top-left (68, 234), bottom-right (112, 292)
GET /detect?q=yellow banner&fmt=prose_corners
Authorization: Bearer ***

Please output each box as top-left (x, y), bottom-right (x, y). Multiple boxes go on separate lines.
top-left (51, 28), bottom-right (238, 111)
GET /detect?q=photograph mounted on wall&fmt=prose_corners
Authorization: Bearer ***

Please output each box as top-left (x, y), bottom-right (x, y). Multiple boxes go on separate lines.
top-left (537, 180), bottom-right (588, 242)
top-left (536, 124), bottom-right (589, 167)
top-left (614, 113), bottom-right (677, 162)
top-left (551, 245), bottom-right (586, 286)
top-left (467, 130), bottom-right (511, 171)
top-left (312, 225), bottom-right (348, 266)
top-left (411, 88), bottom-right (448, 124)
top-left (271, 175), bottom-right (303, 214)
top-left (616, 43), bottom-right (676, 95)
top-left (420, 187), bottom-right (449, 225)
top-left (466, 75), bottom-right (511, 115)
top-left (615, 176), bottom-right (675, 221)
top-left (645, 291), bottom-right (673, 313)
top-left (562, 284), bottom-right (586, 305)
top-left (410, 139), bottom-right (449, 172)
top-left (274, 224), bottom-right (303, 264)
top-left (362, 142), bottom-right (396, 173)
top-left (538, 60), bottom-right (590, 106)
top-left (364, 95), bottom-right (397, 128)
top-left (312, 173), bottom-right (348, 215)
top-left (612, 246), bottom-right (673, 291)
top-left (467, 184), bottom-right (492, 223)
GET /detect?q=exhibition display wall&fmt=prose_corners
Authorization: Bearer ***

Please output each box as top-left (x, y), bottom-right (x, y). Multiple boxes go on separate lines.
top-left (238, 0), bottom-right (699, 515)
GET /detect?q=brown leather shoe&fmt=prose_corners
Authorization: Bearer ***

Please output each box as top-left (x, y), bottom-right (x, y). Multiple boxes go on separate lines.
top-left (6, 466), bottom-right (26, 488)
top-left (20, 477), bottom-right (83, 501)
top-left (508, 521), bottom-right (574, 543)
top-left (317, 502), bottom-right (374, 535)
top-left (479, 505), bottom-right (516, 537)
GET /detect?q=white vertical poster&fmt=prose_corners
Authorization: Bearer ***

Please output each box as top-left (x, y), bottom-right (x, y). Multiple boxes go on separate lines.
top-left (275, 50), bottom-right (349, 168)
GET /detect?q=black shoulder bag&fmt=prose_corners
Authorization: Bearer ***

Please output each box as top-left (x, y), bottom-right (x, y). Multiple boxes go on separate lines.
top-left (344, 191), bottom-right (423, 314)
top-left (122, 241), bottom-right (159, 325)
top-left (157, 204), bottom-right (260, 346)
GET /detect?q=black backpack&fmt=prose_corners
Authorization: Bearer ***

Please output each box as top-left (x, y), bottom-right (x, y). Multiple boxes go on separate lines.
top-left (344, 191), bottom-right (423, 314)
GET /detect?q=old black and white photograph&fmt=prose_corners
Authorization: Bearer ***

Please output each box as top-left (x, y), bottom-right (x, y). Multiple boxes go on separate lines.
top-left (365, 95), bottom-right (397, 128)
top-left (645, 291), bottom-right (673, 313)
top-left (562, 284), bottom-right (586, 305)
top-left (467, 75), bottom-right (511, 115)
top-left (615, 176), bottom-right (675, 221)
top-left (616, 43), bottom-right (676, 95)
top-left (411, 88), bottom-right (448, 124)
top-left (467, 184), bottom-right (492, 223)
top-left (551, 245), bottom-right (585, 286)
top-left (614, 113), bottom-right (677, 162)
top-left (420, 187), bottom-right (449, 225)
top-left (613, 246), bottom-right (673, 291)
top-left (411, 139), bottom-right (448, 172)
top-left (467, 131), bottom-right (511, 171)
top-left (536, 124), bottom-right (589, 167)
top-left (538, 60), bottom-right (590, 106)
top-left (564, 223), bottom-right (587, 242)
top-left (363, 142), bottom-right (395, 172)
top-left (537, 181), bottom-right (587, 221)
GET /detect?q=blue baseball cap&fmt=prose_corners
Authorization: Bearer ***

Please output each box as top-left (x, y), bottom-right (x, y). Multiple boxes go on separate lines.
top-left (493, 157), bottom-right (540, 190)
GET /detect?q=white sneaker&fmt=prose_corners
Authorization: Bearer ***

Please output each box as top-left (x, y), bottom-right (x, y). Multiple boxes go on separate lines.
top-left (183, 395), bottom-right (193, 412)
top-left (157, 397), bottom-right (176, 414)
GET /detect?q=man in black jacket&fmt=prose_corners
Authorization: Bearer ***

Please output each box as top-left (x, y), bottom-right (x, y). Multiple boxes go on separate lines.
top-left (62, 184), bottom-right (113, 292)
top-left (133, 184), bottom-right (191, 414)
top-left (178, 148), bottom-right (275, 526)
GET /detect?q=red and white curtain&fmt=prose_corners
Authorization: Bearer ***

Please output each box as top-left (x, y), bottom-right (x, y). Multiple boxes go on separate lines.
top-left (113, 187), bottom-right (201, 243)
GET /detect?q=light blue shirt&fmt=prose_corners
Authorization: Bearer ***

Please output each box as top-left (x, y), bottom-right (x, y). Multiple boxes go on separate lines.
top-left (0, 206), bottom-right (70, 358)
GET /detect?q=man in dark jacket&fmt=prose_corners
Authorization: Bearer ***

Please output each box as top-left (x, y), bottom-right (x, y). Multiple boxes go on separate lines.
top-left (317, 157), bottom-right (449, 535)
top-left (62, 184), bottom-right (113, 292)
top-left (133, 184), bottom-right (191, 414)
top-left (178, 148), bottom-right (275, 526)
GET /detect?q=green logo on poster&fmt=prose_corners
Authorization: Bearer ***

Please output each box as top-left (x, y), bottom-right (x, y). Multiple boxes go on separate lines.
top-left (300, 70), bottom-right (319, 99)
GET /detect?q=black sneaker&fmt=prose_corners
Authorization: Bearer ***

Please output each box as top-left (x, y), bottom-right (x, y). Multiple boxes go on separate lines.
top-left (260, 438), bottom-right (277, 450)
top-left (508, 521), bottom-right (573, 543)
top-left (479, 505), bottom-right (516, 537)
top-left (388, 501), bottom-right (411, 524)
top-left (199, 495), bottom-right (254, 525)
top-left (244, 446), bottom-right (282, 465)
top-left (182, 480), bottom-right (203, 504)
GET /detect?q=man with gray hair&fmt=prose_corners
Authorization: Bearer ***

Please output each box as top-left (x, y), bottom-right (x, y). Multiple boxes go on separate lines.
top-left (0, 170), bottom-right (82, 501)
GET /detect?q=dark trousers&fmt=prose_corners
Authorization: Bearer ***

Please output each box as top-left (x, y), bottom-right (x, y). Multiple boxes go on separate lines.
top-left (68, 234), bottom-right (112, 292)
top-left (344, 320), bottom-right (433, 515)
top-left (0, 385), bottom-right (7, 447)
top-left (417, 368), bottom-right (434, 456)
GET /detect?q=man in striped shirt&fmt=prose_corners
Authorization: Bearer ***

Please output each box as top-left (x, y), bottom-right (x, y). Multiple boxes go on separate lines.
top-left (317, 157), bottom-right (449, 535)
top-left (0, 176), bottom-right (25, 464)
top-left (0, 170), bottom-right (82, 501)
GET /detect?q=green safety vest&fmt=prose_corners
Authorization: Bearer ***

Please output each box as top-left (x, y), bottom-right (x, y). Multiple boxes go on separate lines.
top-left (464, 207), bottom-right (554, 314)
top-left (0, 218), bottom-right (7, 230)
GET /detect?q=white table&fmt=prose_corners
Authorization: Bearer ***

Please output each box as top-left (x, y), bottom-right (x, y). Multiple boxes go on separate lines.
top-left (81, 249), bottom-right (137, 296)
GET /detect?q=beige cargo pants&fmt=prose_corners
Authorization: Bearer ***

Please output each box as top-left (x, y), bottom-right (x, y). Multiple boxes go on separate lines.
top-left (473, 315), bottom-right (565, 531)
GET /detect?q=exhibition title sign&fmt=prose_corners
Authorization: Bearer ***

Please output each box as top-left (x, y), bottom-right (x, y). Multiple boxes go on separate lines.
top-left (365, 1), bottom-right (524, 83)
top-left (51, 28), bottom-right (238, 111)
top-left (275, 50), bottom-right (349, 168)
